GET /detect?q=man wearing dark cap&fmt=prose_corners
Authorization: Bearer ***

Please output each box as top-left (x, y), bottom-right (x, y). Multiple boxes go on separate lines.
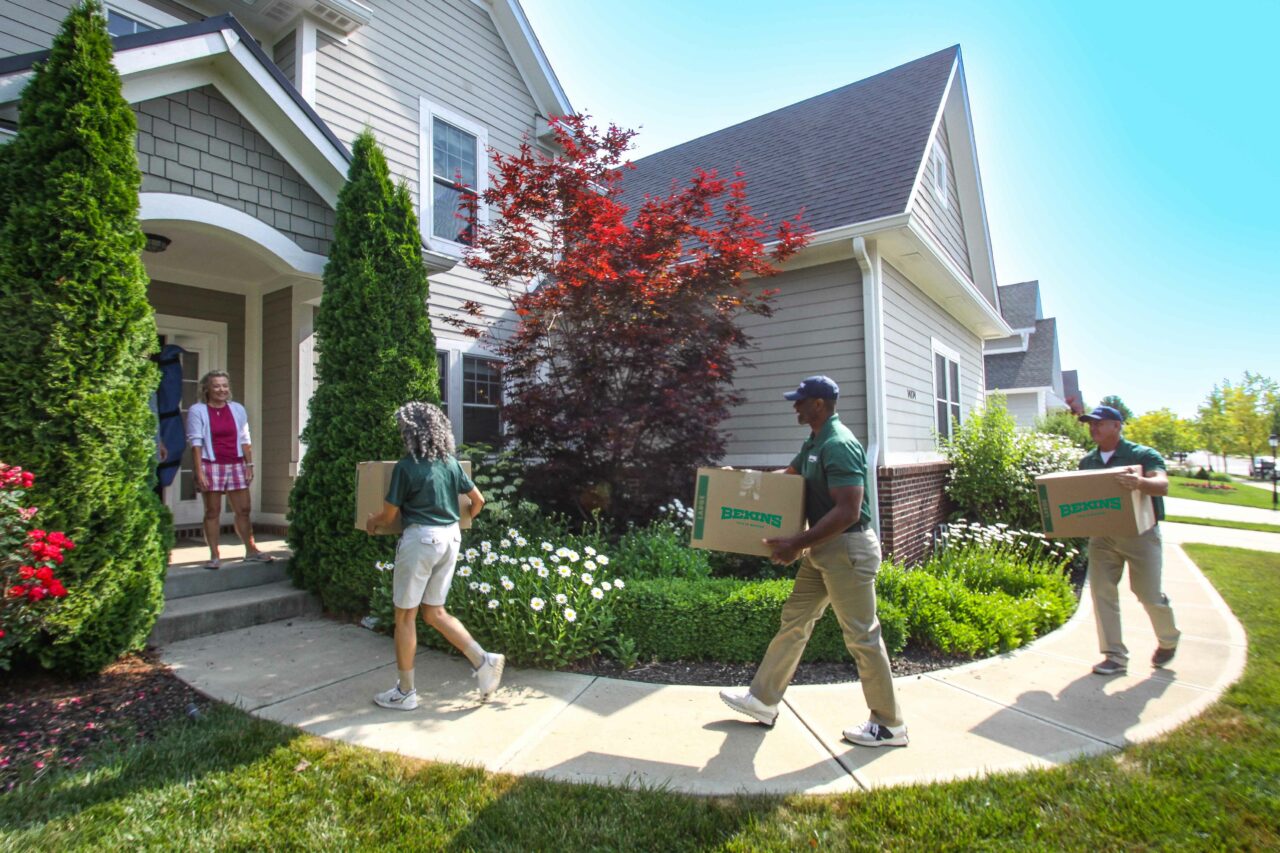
top-left (1078, 404), bottom-right (1180, 676)
top-left (719, 375), bottom-right (906, 748)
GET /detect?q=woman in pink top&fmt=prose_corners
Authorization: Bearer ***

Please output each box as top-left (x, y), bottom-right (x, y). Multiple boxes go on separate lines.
top-left (186, 371), bottom-right (274, 570)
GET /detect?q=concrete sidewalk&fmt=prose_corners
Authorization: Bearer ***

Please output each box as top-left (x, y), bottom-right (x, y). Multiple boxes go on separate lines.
top-left (1165, 495), bottom-right (1280, 525)
top-left (161, 541), bottom-right (1247, 795)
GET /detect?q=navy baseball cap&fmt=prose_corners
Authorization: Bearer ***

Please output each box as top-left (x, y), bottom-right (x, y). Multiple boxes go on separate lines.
top-left (1078, 405), bottom-right (1124, 423)
top-left (784, 375), bottom-right (840, 401)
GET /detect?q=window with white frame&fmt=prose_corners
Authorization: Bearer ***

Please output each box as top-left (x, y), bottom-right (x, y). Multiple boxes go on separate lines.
top-left (930, 141), bottom-right (948, 209)
top-left (436, 352), bottom-right (449, 416)
top-left (106, 9), bottom-right (153, 35)
top-left (933, 343), bottom-right (962, 439)
top-left (462, 355), bottom-right (502, 446)
top-left (421, 100), bottom-right (488, 251)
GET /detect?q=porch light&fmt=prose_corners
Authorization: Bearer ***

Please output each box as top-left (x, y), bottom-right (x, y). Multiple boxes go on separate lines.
top-left (144, 233), bottom-right (171, 253)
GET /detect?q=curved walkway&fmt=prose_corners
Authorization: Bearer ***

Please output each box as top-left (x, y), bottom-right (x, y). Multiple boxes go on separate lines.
top-left (161, 538), bottom-right (1249, 795)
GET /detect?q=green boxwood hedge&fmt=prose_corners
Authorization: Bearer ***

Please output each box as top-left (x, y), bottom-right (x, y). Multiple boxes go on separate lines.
top-left (613, 577), bottom-right (908, 663)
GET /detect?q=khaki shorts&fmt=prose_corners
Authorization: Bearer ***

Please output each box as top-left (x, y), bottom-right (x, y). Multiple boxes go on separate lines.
top-left (392, 523), bottom-right (462, 608)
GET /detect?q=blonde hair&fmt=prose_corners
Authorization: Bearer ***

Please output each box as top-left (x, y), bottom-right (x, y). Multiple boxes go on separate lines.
top-left (198, 370), bottom-right (232, 404)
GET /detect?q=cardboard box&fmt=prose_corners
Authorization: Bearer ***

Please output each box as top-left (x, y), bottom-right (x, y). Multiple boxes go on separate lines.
top-left (1035, 466), bottom-right (1155, 538)
top-left (355, 460), bottom-right (473, 535)
top-left (690, 467), bottom-right (805, 557)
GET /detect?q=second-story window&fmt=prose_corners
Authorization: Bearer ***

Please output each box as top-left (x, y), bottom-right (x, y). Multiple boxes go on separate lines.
top-left (107, 10), bottom-right (153, 36)
top-left (931, 141), bottom-right (948, 209)
top-left (432, 117), bottom-right (478, 245)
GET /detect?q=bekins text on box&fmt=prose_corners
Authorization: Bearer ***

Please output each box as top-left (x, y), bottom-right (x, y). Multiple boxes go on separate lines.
top-left (1035, 466), bottom-right (1155, 538)
top-left (690, 467), bottom-right (805, 557)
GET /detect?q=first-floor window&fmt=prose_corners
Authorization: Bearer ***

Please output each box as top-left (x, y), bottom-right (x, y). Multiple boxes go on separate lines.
top-left (463, 355), bottom-right (502, 446)
top-left (436, 352), bottom-right (449, 416)
top-left (934, 349), bottom-right (961, 439)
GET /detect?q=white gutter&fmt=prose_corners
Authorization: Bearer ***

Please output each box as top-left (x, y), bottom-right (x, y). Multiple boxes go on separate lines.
top-left (853, 236), bottom-right (886, 534)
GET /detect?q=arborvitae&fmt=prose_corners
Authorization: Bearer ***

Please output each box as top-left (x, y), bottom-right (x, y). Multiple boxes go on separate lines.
top-left (287, 130), bottom-right (438, 610)
top-left (0, 1), bottom-right (171, 672)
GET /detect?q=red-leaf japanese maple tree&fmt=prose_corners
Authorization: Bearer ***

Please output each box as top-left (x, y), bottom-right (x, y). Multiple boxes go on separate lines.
top-left (458, 115), bottom-right (808, 522)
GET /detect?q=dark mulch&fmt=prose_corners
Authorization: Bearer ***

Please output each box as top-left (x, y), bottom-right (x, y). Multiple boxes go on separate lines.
top-left (0, 650), bottom-right (206, 792)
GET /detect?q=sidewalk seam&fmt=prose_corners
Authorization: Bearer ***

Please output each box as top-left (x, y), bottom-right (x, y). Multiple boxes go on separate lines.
top-left (782, 697), bottom-right (869, 792)
top-left (489, 675), bottom-right (599, 773)
top-left (249, 657), bottom-right (399, 713)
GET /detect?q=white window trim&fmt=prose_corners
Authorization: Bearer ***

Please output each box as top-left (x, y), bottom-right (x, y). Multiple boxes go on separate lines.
top-left (931, 337), bottom-right (962, 440)
top-left (419, 98), bottom-right (489, 257)
top-left (931, 141), bottom-right (949, 209)
top-left (435, 341), bottom-right (503, 444)
top-left (105, 0), bottom-right (185, 30)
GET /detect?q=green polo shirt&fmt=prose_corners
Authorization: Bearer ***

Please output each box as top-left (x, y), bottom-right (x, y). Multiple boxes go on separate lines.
top-left (1078, 437), bottom-right (1166, 522)
top-left (789, 414), bottom-right (872, 529)
top-left (386, 456), bottom-right (475, 527)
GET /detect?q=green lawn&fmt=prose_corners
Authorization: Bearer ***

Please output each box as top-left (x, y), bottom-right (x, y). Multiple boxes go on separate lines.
top-left (1168, 474), bottom-right (1280, 510)
top-left (1166, 514), bottom-right (1280, 535)
top-left (2, 547), bottom-right (1278, 849)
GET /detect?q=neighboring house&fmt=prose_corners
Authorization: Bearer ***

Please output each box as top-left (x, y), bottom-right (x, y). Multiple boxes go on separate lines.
top-left (1061, 369), bottom-right (1084, 414)
top-left (983, 280), bottom-right (1070, 428)
top-left (0, 0), bottom-right (567, 531)
top-left (618, 46), bottom-right (1013, 561)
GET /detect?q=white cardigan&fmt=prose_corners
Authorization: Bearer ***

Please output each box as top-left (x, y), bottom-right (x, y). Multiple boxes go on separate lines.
top-left (186, 401), bottom-right (251, 462)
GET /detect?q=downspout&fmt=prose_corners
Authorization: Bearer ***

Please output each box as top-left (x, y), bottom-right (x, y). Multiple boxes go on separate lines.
top-left (853, 236), bottom-right (887, 534)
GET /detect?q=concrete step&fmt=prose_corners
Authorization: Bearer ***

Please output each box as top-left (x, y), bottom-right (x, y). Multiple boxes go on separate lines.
top-left (150, 580), bottom-right (321, 646)
top-left (164, 558), bottom-right (290, 600)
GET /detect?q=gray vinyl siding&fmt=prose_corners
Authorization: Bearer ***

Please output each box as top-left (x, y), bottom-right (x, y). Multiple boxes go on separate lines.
top-left (1, 0), bottom-right (198, 57)
top-left (311, 0), bottom-right (547, 340)
top-left (134, 85), bottom-right (335, 256)
top-left (260, 287), bottom-right (292, 513)
top-left (910, 122), bottom-right (971, 279)
top-left (272, 29), bottom-right (296, 88)
top-left (722, 261), bottom-right (867, 466)
top-left (1001, 390), bottom-right (1041, 430)
top-left (147, 280), bottom-right (246, 405)
top-left (881, 262), bottom-right (983, 456)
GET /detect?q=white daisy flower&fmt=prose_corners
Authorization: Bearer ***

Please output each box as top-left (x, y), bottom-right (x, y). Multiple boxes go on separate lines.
top-left (580, 572), bottom-right (593, 585)
top-left (563, 607), bottom-right (576, 622)
top-left (458, 566), bottom-right (473, 577)
top-left (501, 578), bottom-right (515, 591)
top-left (488, 599), bottom-right (499, 609)
top-left (530, 597), bottom-right (545, 611)
top-left (529, 557), bottom-right (545, 570)
top-left (583, 560), bottom-right (597, 571)
top-left (584, 546), bottom-right (597, 557)
top-left (591, 587), bottom-right (604, 600)
top-left (541, 542), bottom-right (554, 552)
top-left (481, 540), bottom-right (493, 552)
top-left (537, 566), bottom-right (550, 578)
top-left (520, 562), bottom-right (532, 572)
top-left (500, 539), bottom-right (512, 549)
top-left (601, 581), bottom-right (612, 591)
top-left (567, 550), bottom-right (580, 563)
top-left (555, 593), bottom-right (568, 605)
top-left (550, 554), bottom-right (561, 563)
top-left (556, 547), bottom-right (571, 558)
top-left (507, 528), bottom-right (519, 539)
top-left (557, 565), bottom-right (572, 577)
top-left (465, 548), bottom-right (479, 562)
top-left (468, 581), bottom-right (479, 590)
top-left (479, 582), bottom-right (491, 594)
top-left (516, 536), bottom-right (528, 547)
top-left (596, 555), bottom-right (610, 566)
top-left (613, 578), bottom-right (625, 589)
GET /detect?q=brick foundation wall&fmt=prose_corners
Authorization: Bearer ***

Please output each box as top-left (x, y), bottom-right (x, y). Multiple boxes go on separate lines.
top-left (877, 461), bottom-right (954, 566)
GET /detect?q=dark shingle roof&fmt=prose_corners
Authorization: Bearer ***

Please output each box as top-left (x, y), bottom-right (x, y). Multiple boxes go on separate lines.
top-left (997, 280), bottom-right (1040, 329)
top-left (986, 317), bottom-right (1058, 390)
top-left (615, 46), bottom-right (959, 235)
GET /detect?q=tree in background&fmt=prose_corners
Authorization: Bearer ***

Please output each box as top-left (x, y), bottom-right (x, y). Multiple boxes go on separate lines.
top-left (1125, 408), bottom-right (1197, 459)
top-left (1224, 372), bottom-right (1277, 459)
top-left (1196, 385), bottom-right (1233, 472)
top-left (1034, 408), bottom-right (1092, 450)
top-left (287, 130), bottom-right (438, 612)
top-left (1098, 395), bottom-right (1135, 423)
top-left (454, 115), bottom-right (808, 522)
top-left (0, 1), bottom-right (170, 672)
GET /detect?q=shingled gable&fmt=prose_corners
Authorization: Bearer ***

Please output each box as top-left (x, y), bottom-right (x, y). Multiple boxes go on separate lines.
top-left (617, 46), bottom-right (1008, 339)
top-left (985, 317), bottom-right (1060, 391)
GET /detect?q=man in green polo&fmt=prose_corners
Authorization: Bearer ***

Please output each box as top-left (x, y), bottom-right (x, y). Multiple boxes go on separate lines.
top-left (719, 376), bottom-right (906, 748)
top-left (1078, 405), bottom-right (1180, 676)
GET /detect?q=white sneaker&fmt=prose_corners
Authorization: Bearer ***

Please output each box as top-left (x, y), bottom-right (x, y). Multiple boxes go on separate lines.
top-left (474, 653), bottom-right (505, 699)
top-left (719, 688), bottom-right (778, 727)
top-left (842, 720), bottom-right (908, 748)
top-left (374, 684), bottom-right (418, 711)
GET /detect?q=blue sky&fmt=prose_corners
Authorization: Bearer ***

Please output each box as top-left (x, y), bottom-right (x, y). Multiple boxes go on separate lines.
top-left (520, 0), bottom-right (1278, 419)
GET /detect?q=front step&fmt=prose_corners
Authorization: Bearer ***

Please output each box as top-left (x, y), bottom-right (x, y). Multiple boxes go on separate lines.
top-left (164, 558), bottom-right (290, 600)
top-left (150, 580), bottom-right (321, 645)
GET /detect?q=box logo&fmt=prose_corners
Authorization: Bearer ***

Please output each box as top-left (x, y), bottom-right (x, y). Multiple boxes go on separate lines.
top-left (720, 506), bottom-right (783, 528)
top-left (1059, 497), bottom-right (1122, 518)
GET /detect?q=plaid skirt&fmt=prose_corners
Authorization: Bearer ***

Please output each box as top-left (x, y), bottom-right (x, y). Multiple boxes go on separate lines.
top-left (201, 460), bottom-right (249, 493)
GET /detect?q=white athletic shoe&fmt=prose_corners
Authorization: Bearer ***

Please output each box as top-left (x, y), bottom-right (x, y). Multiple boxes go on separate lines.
top-left (374, 684), bottom-right (418, 711)
top-left (719, 688), bottom-right (779, 727)
top-left (474, 653), bottom-right (505, 699)
top-left (842, 720), bottom-right (908, 748)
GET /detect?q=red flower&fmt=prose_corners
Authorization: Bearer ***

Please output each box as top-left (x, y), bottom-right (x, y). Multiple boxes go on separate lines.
top-left (18, 566), bottom-right (34, 580)
top-left (27, 586), bottom-right (47, 602)
top-left (35, 567), bottom-right (54, 583)
top-left (7, 585), bottom-right (26, 599)
top-left (28, 529), bottom-right (46, 542)
top-left (48, 580), bottom-right (67, 598)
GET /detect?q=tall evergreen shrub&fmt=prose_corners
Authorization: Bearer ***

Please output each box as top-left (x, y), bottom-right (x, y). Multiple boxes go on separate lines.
top-left (0, 1), bottom-right (170, 672)
top-left (287, 130), bottom-right (438, 611)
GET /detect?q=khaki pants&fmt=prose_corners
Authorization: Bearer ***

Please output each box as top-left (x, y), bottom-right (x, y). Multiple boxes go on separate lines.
top-left (1087, 526), bottom-right (1180, 665)
top-left (750, 529), bottom-right (902, 727)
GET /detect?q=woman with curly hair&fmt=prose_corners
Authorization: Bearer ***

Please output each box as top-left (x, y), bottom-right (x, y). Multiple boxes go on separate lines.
top-left (365, 401), bottom-right (501, 708)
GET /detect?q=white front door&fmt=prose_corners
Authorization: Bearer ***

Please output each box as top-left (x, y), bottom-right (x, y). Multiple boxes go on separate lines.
top-left (156, 317), bottom-right (229, 527)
